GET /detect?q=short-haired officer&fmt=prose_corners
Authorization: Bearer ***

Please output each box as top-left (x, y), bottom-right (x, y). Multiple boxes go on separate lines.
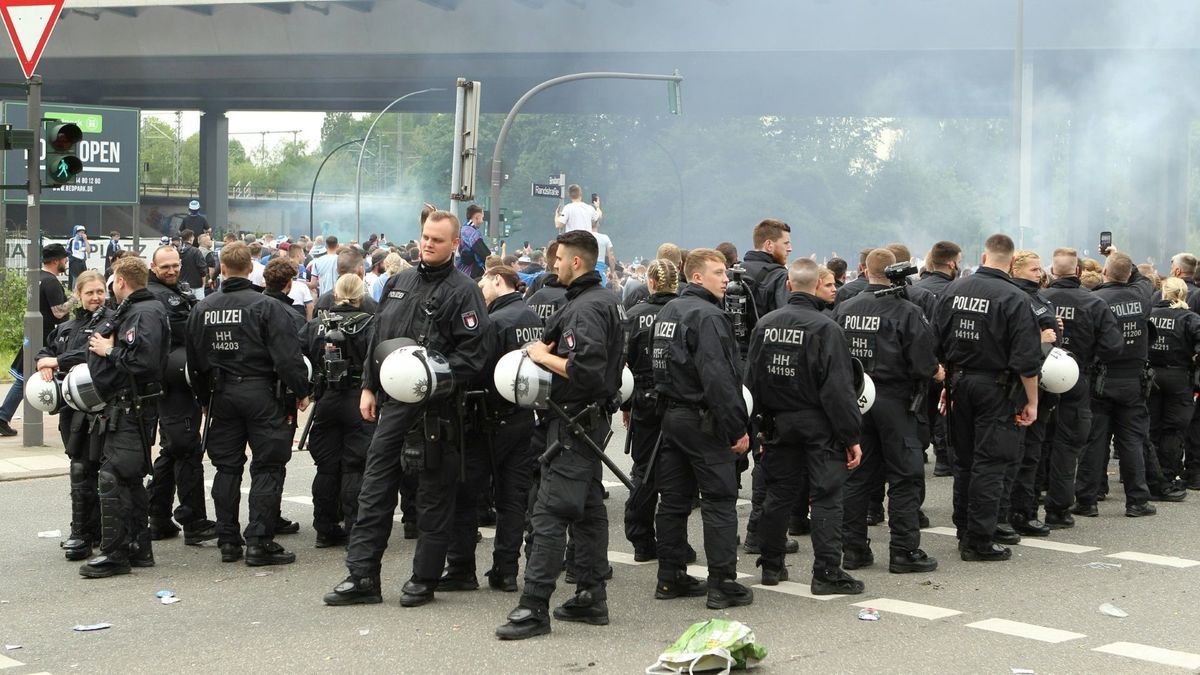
top-left (933, 234), bottom-right (1041, 562)
top-left (495, 230), bottom-right (624, 640)
top-left (145, 245), bottom-right (218, 546)
top-left (79, 256), bottom-right (171, 578)
top-left (835, 249), bottom-right (940, 575)
top-left (747, 258), bottom-right (864, 593)
top-left (324, 211), bottom-right (492, 607)
top-left (186, 241), bottom-right (312, 567)
top-left (916, 240), bottom-right (962, 477)
top-left (650, 248), bottom-right (754, 609)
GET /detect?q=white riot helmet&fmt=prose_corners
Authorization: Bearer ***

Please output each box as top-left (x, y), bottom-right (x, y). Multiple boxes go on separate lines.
top-left (302, 355), bottom-right (313, 383)
top-left (25, 374), bottom-right (62, 414)
top-left (619, 366), bottom-right (635, 405)
top-left (62, 364), bottom-right (107, 413)
top-left (742, 385), bottom-right (754, 416)
top-left (851, 358), bottom-right (875, 414)
top-left (379, 345), bottom-right (454, 404)
top-left (493, 348), bottom-right (553, 409)
top-left (1040, 347), bottom-right (1079, 394)
top-left (165, 347), bottom-right (190, 390)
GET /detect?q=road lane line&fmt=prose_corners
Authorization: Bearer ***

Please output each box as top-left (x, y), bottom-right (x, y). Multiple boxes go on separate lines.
top-left (921, 526), bottom-right (958, 537)
top-left (687, 565), bottom-right (750, 580)
top-left (965, 618), bottom-right (1086, 643)
top-left (1015, 540), bottom-right (1099, 554)
top-left (852, 598), bottom-right (962, 620)
top-left (608, 551), bottom-right (653, 566)
top-left (0, 654), bottom-right (23, 670)
top-left (1092, 642), bottom-right (1200, 670)
top-left (1104, 552), bottom-right (1200, 568)
top-left (752, 580), bottom-right (846, 600)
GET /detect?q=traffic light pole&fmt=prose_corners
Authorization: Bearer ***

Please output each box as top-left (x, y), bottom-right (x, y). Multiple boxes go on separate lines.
top-left (486, 71), bottom-right (683, 239)
top-left (23, 76), bottom-right (42, 446)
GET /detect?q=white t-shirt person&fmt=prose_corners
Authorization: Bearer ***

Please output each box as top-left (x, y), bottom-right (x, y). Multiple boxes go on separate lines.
top-left (557, 201), bottom-right (600, 233)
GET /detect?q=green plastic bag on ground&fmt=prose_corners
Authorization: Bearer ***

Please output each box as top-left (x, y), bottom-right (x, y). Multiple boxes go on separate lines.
top-left (646, 619), bottom-right (768, 674)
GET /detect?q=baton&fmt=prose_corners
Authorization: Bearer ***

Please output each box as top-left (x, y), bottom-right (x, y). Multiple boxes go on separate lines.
top-left (296, 401), bottom-right (317, 453)
top-left (540, 400), bottom-right (634, 490)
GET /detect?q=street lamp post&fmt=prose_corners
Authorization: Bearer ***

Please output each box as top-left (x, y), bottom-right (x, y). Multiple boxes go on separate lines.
top-left (487, 71), bottom-right (683, 239)
top-left (309, 137), bottom-right (364, 240)
top-left (354, 88), bottom-right (445, 244)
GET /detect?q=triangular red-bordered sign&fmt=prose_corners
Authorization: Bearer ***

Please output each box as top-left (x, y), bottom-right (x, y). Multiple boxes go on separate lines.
top-left (0, 0), bottom-right (63, 80)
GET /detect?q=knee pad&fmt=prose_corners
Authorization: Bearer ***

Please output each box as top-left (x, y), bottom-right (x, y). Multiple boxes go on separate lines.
top-left (69, 461), bottom-right (90, 483)
top-left (97, 470), bottom-right (120, 497)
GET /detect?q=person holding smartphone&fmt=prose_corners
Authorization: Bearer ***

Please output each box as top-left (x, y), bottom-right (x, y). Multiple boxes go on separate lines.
top-left (555, 185), bottom-right (602, 233)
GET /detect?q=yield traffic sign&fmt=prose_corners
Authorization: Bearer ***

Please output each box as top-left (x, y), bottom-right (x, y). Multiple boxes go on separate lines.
top-left (0, 0), bottom-right (63, 79)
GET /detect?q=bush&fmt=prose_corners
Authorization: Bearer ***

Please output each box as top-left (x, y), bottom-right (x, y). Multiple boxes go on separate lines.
top-left (0, 271), bottom-right (29, 355)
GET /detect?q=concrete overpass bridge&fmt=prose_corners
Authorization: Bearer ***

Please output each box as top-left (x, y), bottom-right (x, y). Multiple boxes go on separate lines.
top-left (1, 0), bottom-right (1197, 256)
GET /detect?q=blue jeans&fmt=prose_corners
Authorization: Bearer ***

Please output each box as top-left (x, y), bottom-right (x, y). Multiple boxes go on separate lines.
top-left (0, 374), bottom-right (25, 423)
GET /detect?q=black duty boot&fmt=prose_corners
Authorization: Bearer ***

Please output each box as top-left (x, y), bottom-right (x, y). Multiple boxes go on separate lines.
top-left (79, 550), bottom-right (131, 578)
top-left (1071, 502), bottom-right (1099, 517)
top-left (437, 571), bottom-right (480, 592)
top-left (399, 579), bottom-right (436, 607)
top-left (918, 510), bottom-right (931, 529)
top-left (149, 517), bottom-right (180, 541)
top-left (553, 590), bottom-right (609, 625)
top-left (655, 572), bottom-right (707, 600)
top-left (1044, 510), bottom-right (1075, 529)
top-left (245, 541), bottom-right (296, 566)
top-left (129, 533), bottom-right (155, 568)
top-left (811, 567), bottom-right (865, 595)
top-left (743, 532), bottom-right (798, 555)
top-left (1125, 502), bottom-right (1157, 518)
top-left (496, 605), bottom-right (551, 640)
top-left (756, 558), bottom-right (789, 586)
top-left (842, 543), bottom-right (875, 571)
top-left (889, 549), bottom-right (938, 574)
top-left (960, 541), bottom-right (1011, 562)
top-left (1010, 513), bottom-right (1051, 537)
top-left (62, 532), bottom-right (93, 562)
top-left (275, 518), bottom-right (301, 535)
top-left (706, 579), bottom-right (754, 609)
top-left (323, 575), bottom-right (383, 606)
top-left (992, 523), bottom-right (1021, 545)
top-left (220, 543), bottom-right (244, 563)
top-left (1149, 484), bottom-right (1187, 502)
top-left (64, 462), bottom-right (97, 561)
top-left (315, 526), bottom-right (350, 549)
top-left (183, 519), bottom-right (219, 546)
top-left (485, 569), bottom-right (519, 592)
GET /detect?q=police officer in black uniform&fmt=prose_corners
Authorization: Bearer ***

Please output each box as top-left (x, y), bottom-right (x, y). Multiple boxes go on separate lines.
top-left (835, 249), bottom-right (940, 575)
top-left (186, 241), bottom-right (312, 567)
top-left (1073, 251), bottom-right (1157, 518)
top-left (621, 258), bottom-right (679, 562)
top-left (324, 211), bottom-right (491, 607)
top-left (833, 248), bottom-right (874, 307)
top-left (933, 234), bottom-right (1041, 562)
top-left (79, 256), bottom-right (171, 578)
top-left (526, 248), bottom-right (569, 323)
top-left (36, 270), bottom-right (109, 561)
top-left (495, 230), bottom-right (623, 640)
top-left (145, 245), bottom-right (218, 546)
top-left (915, 241), bottom-right (962, 477)
top-left (1147, 277), bottom-right (1200, 501)
top-left (747, 258), bottom-right (865, 591)
top-left (998, 251), bottom-right (1059, 540)
top-left (477, 265), bottom-right (544, 592)
top-left (738, 220), bottom-right (803, 554)
top-left (1039, 247), bottom-right (1123, 528)
top-left (649, 248), bottom-right (754, 608)
top-left (300, 273), bottom-right (376, 548)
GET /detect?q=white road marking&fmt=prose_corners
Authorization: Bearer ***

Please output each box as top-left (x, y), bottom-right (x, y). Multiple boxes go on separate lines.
top-left (282, 496), bottom-right (313, 506)
top-left (1104, 551), bottom-right (1200, 568)
top-left (0, 653), bottom-right (23, 670)
top-left (1092, 642), bottom-right (1200, 670)
top-left (921, 526), bottom-right (959, 537)
top-left (965, 618), bottom-right (1086, 643)
top-left (735, 499), bottom-right (751, 507)
top-left (687, 565), bottom-right (750, 580)
top-left (753, 581), bottom-right (845, 600)
top-left (1016, 540), bottom-right (1099, 554)
top-left (607, 551), bottom-right (654, 566)
top-left (478, 527), bottom-right (496, 540)
top-left (852, 598), bottom-right (962, 620)
top-left (601, 480), bottom-right (623, 490)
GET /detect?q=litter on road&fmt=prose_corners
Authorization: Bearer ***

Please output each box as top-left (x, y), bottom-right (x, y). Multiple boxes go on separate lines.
top-left (1099, 603), bottom-right (1128, 618)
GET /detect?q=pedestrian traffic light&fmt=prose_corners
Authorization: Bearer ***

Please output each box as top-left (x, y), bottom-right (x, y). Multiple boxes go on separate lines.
top-left (668, 79), bottom-right (682, 115)
top-left (43, 120), bottom-right (83, 187)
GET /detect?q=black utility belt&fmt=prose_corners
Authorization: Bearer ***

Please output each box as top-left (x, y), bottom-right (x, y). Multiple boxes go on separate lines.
top-left (664, 398), bottom-right (706, 412)
top-left (1104, 367), bottom-right (1146, 378)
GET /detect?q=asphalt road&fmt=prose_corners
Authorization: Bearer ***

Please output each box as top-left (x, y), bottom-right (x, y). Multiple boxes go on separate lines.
top-left (1, 427), bottom-right (1199, 674)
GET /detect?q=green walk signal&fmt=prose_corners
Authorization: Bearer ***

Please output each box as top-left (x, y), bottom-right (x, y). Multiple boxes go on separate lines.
top-left (43, 120), bottom-right (84, 188)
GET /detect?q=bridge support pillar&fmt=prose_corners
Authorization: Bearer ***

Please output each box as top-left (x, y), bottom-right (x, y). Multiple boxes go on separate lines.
top-left (199, 110), bottom-right (229, 234)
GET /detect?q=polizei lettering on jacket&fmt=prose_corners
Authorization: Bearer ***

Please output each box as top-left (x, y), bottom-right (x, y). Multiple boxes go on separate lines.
top-left (841, 315), bottom-right (880, 332)
top-left (204, 309), bottom-right (242, 325)
top-left (654, 321), bottom-right (677, 339)
top-left (1110, 301), bottom-right (1143, 318)
top-left (514, 326), bottom-right (544, 344)
top-left (951, 296), bottom-right (990, 314)
top-left (763, 326), bottom-right (805, 345)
